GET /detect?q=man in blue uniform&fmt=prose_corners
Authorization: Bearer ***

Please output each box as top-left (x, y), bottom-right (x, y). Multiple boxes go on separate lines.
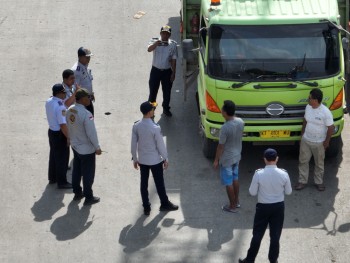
top-left (147, 25), bottom-right (178, 117)
top-left (45, 84), bottom-right (72, 188)
top-left (131, 101), bottom-right (178, 215)
top-left (239, 148), bottom-right (292, 263)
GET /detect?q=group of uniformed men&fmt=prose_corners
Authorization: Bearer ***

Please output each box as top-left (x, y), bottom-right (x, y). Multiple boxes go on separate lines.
top-left (45, 47), bottom-right (101, 206)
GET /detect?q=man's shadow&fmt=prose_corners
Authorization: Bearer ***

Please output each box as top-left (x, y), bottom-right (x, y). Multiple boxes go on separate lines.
top-left (119, 212), bottom-right (168, 253)
top-left (50, 200), bottom-right (93, 241)
top-left (31, 184), bottom-right (66, 222)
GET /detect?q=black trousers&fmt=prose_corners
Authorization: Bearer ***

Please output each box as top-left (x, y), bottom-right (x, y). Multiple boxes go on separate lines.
top-left (246, 202), bottom-right (285, 263)
top-left (139, 162), bottom-right (169, 208)
top-left (48, 129), bottom-right (69, 185)
top-left (148, 66), bottom-right (173, 111)
top-left (72, 149), bottom-right (96, 199)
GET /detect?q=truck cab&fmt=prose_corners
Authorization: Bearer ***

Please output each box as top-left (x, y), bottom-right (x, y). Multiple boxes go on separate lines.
top-left (181, 0), bottom-right (349, 158)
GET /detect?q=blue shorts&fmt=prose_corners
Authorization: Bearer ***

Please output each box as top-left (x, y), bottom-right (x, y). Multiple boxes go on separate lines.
top-left (220, 163), bottom-right (239, 186)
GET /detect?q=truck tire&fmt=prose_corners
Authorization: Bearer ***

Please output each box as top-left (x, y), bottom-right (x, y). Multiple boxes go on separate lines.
top-left (326, 136), bottom-right (342, 158)
top-left (202, 136), bottom-right (217, 159)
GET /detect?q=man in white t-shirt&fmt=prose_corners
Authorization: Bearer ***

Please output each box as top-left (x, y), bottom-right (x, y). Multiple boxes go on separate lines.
top-left (295, 88), bottom-right (334, 191)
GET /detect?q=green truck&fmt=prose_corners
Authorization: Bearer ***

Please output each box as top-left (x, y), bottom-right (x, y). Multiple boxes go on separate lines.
top-left (181, 0), bottom-right (349, 158)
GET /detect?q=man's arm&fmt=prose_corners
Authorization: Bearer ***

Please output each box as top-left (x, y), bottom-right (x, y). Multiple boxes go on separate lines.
top-left (249, 173), bottom-right (259, 196)
top-left (170, 59), bottom-right (176, 82)
top-left (284, 174), bottom-right (293, 195)
top-left (148, 40), bottom-right (161, 52)
top-left (60, 124), bottom-right (69, 139)
top-left (301, 118), bottom-right (307, 137)
top-left (131, 125), bottom-right (139, 169)
top-left (323, 125), bottom-right (334, 149)
top-left (213, 144), bottom-right (224, 169)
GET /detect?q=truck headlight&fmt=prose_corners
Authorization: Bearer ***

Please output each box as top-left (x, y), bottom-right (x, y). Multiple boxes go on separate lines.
top-left (210, 128), bottom-right (220, 137)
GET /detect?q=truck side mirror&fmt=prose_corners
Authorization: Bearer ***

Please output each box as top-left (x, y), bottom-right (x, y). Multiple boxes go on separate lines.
top-left (182, 39), bottom-right (196, 62)
top-left (342, 37), bottom-right (349, 50)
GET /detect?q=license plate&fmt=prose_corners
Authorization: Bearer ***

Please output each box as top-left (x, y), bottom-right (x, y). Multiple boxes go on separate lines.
top-left (260, 130), bottom-right (290, 138)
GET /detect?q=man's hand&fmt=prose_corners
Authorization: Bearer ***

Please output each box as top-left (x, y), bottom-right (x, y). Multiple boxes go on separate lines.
top-left (133, 161), bottom-right (139, 170)
top-left (163, 160), bottom-right (169, 170)
top-left (147, 40), bottom-right (161, 52)
top-left (323, 140), bottom-right (330, 149)
top-left (170, 72), bottom-right (176, 82)
top-left (213, 159), bottom-right (219, 169)
top-left (96, 149), bottom-right (102, 155)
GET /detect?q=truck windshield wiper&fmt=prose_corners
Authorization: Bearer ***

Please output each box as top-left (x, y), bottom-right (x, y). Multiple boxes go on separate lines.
top-left (231, 75), bottom-right (263, 88)
top-left (263, 72), bottom-right (319, 87)
top-left (294, 80), bottom-right (318, 87)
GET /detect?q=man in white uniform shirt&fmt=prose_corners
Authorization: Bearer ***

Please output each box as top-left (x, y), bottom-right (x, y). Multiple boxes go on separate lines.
top-left (131, 101), bottom-right (178, 216)
top-left (72, 47), bottom-right (94, 115)
top-left (147, 25), bottom-right (177, 117)
top-left (295, 88), bottom-right (334, 191)
top-left (239, 148), bottom-right (292, 263)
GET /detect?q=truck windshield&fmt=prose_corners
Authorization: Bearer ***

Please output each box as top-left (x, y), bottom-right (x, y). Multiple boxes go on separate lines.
top-left (208, 23), bottom-right (340, 81)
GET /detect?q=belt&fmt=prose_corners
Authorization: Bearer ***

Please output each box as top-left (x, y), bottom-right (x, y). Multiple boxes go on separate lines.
top-left (152, 66), bottom-right (171, 71)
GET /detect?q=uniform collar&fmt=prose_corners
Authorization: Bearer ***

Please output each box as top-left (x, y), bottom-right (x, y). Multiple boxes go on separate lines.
top-left (265, 165), bottom-right (277, 168)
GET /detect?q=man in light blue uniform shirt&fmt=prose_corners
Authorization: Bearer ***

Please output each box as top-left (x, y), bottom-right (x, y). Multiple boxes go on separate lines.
top-left (72, 47), bottom-right (94, 115)
top-left (131, 101), bottom-right (178, 215)
top-left (66, 88), bottom-right (102, 206)
top-left (147, 25), bottom-right (177, 117)
top-left (45, 84), bottom-right (71, 188)
top-left (239, 148), bottom-right (292, 263)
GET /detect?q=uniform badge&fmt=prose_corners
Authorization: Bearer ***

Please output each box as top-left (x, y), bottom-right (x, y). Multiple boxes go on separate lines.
top-left (69, 114), bottom-right (76, 124)
top-left (62, 110), bottom-right (66, 116)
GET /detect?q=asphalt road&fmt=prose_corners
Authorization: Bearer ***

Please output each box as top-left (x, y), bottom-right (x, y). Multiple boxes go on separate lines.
top-left (0, 1), bottom-right (350, 262)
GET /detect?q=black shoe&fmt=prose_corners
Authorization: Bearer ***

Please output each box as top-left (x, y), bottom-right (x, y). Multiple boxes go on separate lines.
top-left (48, 180), bottom-right (56, 185)
top-left (144, 207), bottom-right (151, 216)
top-left (57, 183), bottom-right (73, 189)
top-left (160, 201), bottom-right (178, 211)
top-left (163, 110), bottom-right (172, 117)
top-left (84, 196), bottom-right (100, 206)
top-left (238, 258), bottom-right (253, 263)
top-left (73, 193), bottom-right (84, 201)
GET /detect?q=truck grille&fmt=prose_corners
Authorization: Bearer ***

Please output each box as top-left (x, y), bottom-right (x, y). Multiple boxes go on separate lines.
top-left (235, 105), bottom-right (305, 120)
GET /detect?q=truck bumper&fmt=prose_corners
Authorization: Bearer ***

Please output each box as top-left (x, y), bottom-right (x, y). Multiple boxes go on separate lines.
top-left (202, 117), bottom-right (344, 142)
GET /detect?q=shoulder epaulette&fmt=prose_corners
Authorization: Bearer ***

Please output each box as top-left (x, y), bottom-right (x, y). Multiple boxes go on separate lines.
top-left (69, 108), bottom-right (78, 114)
top-left (255, 168), bottom-right (263, 172)
top-left (76, 66), bottom-right (80, 71)
top-left (58, 101), bottom-right (63, 106)
top-left (279, 168), bottom-right (287, 172)
top-left (134, 120), bottom-right (141, 124)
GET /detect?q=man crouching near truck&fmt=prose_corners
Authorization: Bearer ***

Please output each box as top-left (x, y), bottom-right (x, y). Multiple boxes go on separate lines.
top-left (213, 100), bottom-right (244, 213)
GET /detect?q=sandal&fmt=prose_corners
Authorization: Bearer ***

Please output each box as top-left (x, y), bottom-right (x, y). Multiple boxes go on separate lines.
top-left (295, 183), bottom-right (306, 190)
top-left (315, 184), bottom-right (325, 191)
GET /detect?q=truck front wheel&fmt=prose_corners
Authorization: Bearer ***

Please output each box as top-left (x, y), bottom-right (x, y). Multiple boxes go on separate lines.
top-left (326, 136), bottom-right (342, 158)
top-left (202, 136), bottom-right (217, 159)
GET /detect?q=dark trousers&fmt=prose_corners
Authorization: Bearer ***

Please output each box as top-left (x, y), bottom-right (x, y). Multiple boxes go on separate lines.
top-left (48, 129), bottom-right (69, 185)
top-left (86, 100), bottom-right (94, 116)
top-left (72, 149), bottom-right (96, 199)
top-left (246, 202), bottom-right (285, 263)
top-left (139, 162), bottom-right (169, 208)
top-left (148, 66), bottom-right (173, 111)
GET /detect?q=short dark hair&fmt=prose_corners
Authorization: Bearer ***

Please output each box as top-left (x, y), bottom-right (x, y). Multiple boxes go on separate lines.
top-left (62, 69), bottom-right (74, 80)
top-left (310, 88), bottom-right (323, 103)
top-left (222, 100), bottom-right (236, 116)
